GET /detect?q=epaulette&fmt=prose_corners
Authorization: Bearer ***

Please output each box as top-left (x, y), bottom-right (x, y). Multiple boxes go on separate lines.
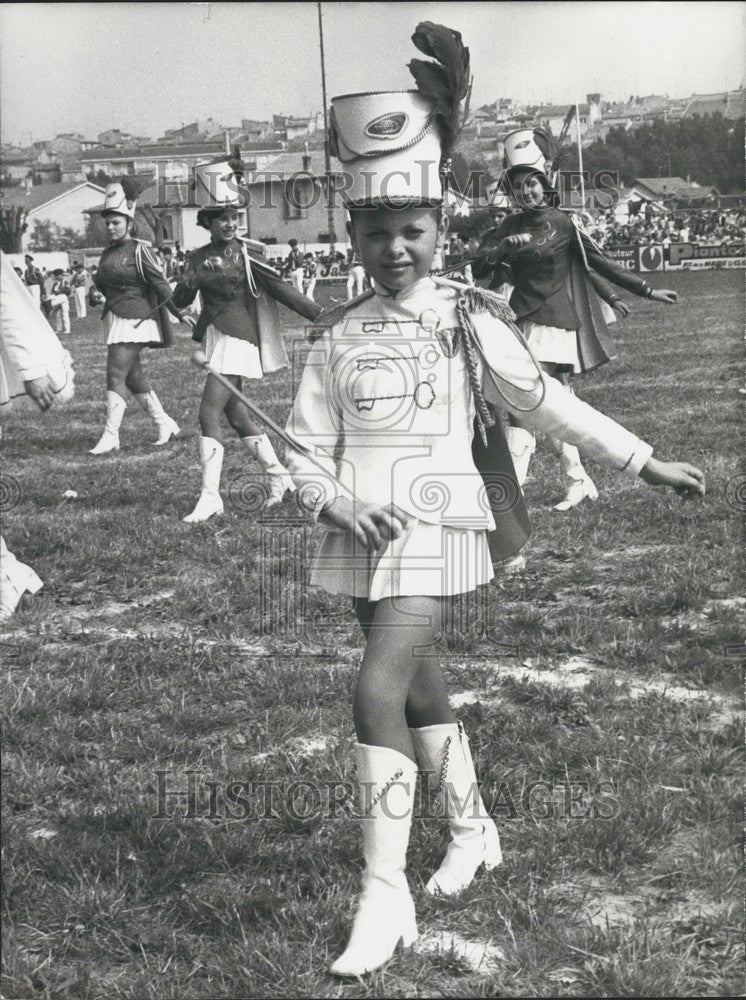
top-left (313, 289), bottom-right (376, 329)
top-left (433, 275), bottom-right (520, 330)
top-left (239, 238), bottom-right (282, 278)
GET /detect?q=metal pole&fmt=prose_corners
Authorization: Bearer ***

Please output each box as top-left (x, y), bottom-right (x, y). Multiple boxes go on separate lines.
top-left (317, 2), bottom-right (336, 246)
top-left (576, 103), bottom-right (586, 211)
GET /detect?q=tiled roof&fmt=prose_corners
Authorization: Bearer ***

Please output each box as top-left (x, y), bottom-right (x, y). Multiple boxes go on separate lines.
top-left (248, 150), bottom-right (343, 179)
top-left (0, 180), bottom-right (104, 212)
top-left (81, 140), bottom-right (283, 162)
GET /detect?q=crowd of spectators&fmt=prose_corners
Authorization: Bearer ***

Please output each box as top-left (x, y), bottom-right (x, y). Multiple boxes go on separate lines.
top-left (588, 207), bottom-right (746, 250)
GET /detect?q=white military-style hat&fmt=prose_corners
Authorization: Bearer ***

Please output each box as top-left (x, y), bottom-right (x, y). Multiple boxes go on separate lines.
top-left (330, 90), bottom-right (444, 206)
top-left (193, 155), bottom-right (246, 209)
top-left (501, 128), bottom-right (557, 190)
top-left (102, 179), bottom-right (140, 219)
top-left (329, 22), bottom-right (471, 208)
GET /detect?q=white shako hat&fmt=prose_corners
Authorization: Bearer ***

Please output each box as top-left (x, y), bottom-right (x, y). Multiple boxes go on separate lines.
top-left (330, 90), bottom-right (444, 207)
top-left (193, 155), bottom-right (246, 209)
top-left (103, 181), bottom-right (136, 219)
top-left (502, 128), bottom-right (556, 188)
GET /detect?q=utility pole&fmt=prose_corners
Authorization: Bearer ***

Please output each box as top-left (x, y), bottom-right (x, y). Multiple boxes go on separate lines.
top-left (317, 2), bottom-right (336, 245)
top-left (575, 103), bottom-right (585, 211)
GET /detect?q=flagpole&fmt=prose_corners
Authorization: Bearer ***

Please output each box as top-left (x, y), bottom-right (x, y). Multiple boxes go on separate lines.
top-left (317, 2), bottom-right (336, 246)
top-left (575, 102), bottom-right (585, 211)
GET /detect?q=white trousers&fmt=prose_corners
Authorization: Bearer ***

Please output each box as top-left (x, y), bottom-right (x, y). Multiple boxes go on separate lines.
top-left (73, 286), bottom-right (87, 318)
top-left (347, 265), bottom-right (365, 299)
top-left (49, 294), bottom-right (70, 333)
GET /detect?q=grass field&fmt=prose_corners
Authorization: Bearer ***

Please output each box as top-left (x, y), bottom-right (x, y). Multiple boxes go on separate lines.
top-left (1, 269), bottom-right (744, 999)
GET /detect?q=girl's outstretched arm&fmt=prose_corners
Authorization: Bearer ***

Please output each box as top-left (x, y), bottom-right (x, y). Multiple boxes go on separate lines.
top-left (476, 316), bottom-right (705, 496)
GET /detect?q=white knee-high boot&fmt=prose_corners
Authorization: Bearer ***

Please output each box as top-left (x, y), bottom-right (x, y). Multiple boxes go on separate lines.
top-left (411, 722), bottom-right (501, 897)
top-left (135, 391), bottom-right (180, 445)
top-left (183, 437), bottom-right (224, 523)
top-left (330, 744), bottom-right (418, 977)
top-left (507, 425), bottom-right (536, 488)
top-left (89, 390), bottom-right (126, 455)
top-left (548, 385), bottom-right (598, 511)
top-left (241, 433), bottom-right (296, 508)
top-left (551, 441), bottom-right (598, 511)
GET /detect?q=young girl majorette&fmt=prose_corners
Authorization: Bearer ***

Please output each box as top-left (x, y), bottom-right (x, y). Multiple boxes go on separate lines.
top-left (89, 176), bottom-right (184, 455)
top-left (475, 130), bottom-right (680, 510)
top-left (172, 157), bottom-right (321, 522)
top-left (284, 23), bottom-right (705, 978)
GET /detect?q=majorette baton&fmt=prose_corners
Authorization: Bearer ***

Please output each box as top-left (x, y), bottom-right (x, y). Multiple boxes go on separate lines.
top-left (189, 349), bottom-right (355, 501)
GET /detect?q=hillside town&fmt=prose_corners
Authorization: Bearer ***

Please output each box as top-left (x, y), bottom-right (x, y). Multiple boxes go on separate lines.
top-left (1, 88), bottom-right (744, 257)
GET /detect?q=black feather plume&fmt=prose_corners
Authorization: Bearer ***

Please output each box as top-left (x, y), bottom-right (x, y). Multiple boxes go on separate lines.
top-left (408, 22), bottom-right (471, 158)
top-left (227, 143), bottom-right (249, 182)
top-left (117, 174), bottom-right (154, 201)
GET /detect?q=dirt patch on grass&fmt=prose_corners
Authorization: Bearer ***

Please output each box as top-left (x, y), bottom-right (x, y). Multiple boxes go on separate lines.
top-left (450, 655), bottom-right (741, 728)
top-left (415, 929), bottom-right (505, 973)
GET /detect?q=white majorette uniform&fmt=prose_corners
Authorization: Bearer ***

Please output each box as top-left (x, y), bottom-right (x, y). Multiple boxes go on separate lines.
top-left (283, 24), bottom-right (657, 980)
top-left (286, 275), bottom-right (652, 601)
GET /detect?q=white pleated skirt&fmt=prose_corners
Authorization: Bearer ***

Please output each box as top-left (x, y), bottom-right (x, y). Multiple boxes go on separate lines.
top-left (310, 519), bottom-right (494, 601)
top-left (204, 325), bottom-right (263, 378)
top-left (521, 320), bottom-right (581, 373)
top-left (104, 312), bottom-right (160, 345)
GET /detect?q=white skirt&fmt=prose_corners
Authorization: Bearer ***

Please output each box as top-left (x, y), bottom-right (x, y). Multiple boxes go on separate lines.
top-left (310, 519), bottom-right (494, 601)
top-left (104, 312), bottom-right (160, 345)
top-left (204, 325), bottom-right (263, 378)
top-left (521, 320), bottom-right (581, 373)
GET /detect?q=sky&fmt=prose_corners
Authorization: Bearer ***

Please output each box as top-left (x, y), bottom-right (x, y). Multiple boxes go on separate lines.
top-left (1, 1), bottom-right (744, 146)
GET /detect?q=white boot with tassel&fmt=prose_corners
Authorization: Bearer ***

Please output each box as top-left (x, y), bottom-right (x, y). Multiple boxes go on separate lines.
top-left (89, 390), bottom-right (126, 455)
top-left (551, 439), bottom-right (598, 511)
top-left (507, 425), bottom-right (536, 488)
top-left (411, 721), bottom-right (502, 897)
top-left (241, 433), bottom-right (296, 508)
top-left (329, 744), bottom-right (419, 977)
top-left (183, 437), bottom-right (224, 523)
top-left (135, 391), bottom-right (180, 445)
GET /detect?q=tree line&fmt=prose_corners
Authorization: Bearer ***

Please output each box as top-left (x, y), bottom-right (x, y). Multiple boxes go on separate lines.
top-left (560, 113), bottom-right (745, 194)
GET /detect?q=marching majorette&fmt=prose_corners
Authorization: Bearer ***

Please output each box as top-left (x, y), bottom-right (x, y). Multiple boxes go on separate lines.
top-left (474, 127), bottom-right (681, 510)
top-left (284, 22), bottom-right (705, 978)
top-left (89, 175), bottom-right (184, 455)
top-left (172, 152), bottom-right (321, 523)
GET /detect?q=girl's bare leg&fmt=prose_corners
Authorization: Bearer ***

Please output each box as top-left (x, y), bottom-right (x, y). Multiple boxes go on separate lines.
top-left (352, 595), bottom-right (456, 759)
top-left (123, 350), bottom-right (150, 396)
top-left (225, 390), bottom-right (264, 438)
top-left (197, 373), bottom-right (236, 441)
top-left (106, 342), bottom-right (141, 396)
top-left (353, 596), bottom-right (455, 730)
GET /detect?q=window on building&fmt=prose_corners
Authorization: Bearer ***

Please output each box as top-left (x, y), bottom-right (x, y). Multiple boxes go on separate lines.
top-left (317, 233), bottom-right (331, 243)
top-left (260, 237), bottom-right (278, 245)
top-left (283, 178), bottom-right (309, 219)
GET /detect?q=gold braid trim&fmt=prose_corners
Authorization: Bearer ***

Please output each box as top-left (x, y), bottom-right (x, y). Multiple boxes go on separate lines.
top-left (457, 296), bottom-right (494, 447)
